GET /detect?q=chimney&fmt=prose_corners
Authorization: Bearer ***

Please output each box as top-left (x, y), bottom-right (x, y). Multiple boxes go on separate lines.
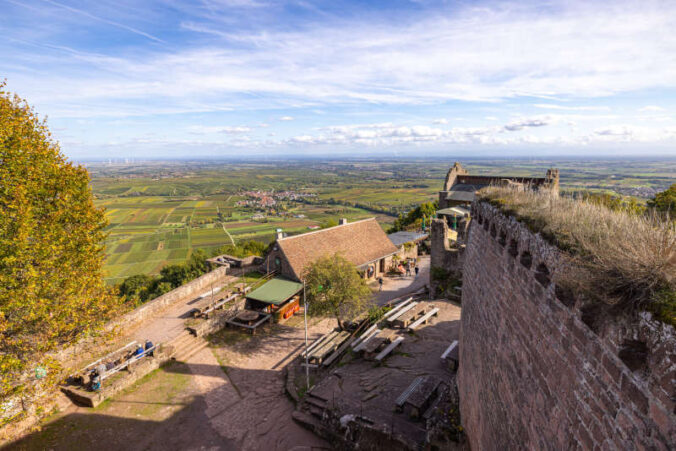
top-left (276, 228), bottom-right (284, 240)
top-left (339, 218), bottom-right (348, 225)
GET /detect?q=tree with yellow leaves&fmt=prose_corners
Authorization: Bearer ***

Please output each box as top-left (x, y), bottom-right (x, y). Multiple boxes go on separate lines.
top-left (0, 82), bottom-right (121, 399)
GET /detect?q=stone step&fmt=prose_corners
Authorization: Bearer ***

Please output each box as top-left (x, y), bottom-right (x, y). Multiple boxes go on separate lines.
top-left (169, 330), bottom-right (194, 348)
top-left (292, 410), bottom-right (326, 435)
top-left (172, 337), bottom-right (201, 359)
top-left (303, 395), bottom-right (327, 410)
top-left (172, 337), bottom-right (209, 362)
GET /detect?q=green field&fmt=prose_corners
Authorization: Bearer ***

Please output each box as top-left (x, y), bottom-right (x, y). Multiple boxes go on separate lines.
top-left (91, 158), bottom-right (675, 284)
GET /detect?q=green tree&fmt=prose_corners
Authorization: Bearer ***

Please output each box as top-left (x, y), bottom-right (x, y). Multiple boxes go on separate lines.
top-left (388, 201), bottom-right (438, 233)
top-left (302, 253), bottom-right (372, 329)
top-left (320, 218), bottom-right (339, 229)
top-left (648, 184), bottom-right (676, 215)
top-left (117, 274), bottom-right (155, 305)
top-left (0, 83), bottom-right (121, 397)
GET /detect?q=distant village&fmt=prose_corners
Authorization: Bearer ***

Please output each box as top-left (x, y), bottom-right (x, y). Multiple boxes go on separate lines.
top-left (236, 189), bottom-right (317, 209)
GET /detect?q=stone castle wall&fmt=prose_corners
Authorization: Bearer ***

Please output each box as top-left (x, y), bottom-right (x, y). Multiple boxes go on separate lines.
top-left (458, 201), bottom-right (675, 449)
top-left (430, 219), bottom-right (463, 295)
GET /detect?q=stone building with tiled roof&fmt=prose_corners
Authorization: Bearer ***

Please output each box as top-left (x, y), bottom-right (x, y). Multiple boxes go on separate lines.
top-left (439, 162), bottom-right (559, 209)
top-left (261, 218), bottom-right (399, 282)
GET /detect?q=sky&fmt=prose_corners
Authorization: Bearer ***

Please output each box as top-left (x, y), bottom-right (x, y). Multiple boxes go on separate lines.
top-left (1, 0), bottom-right (676, 160)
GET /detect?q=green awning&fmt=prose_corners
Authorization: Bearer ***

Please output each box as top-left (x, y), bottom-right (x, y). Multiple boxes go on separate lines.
top-left (246, 277), bottom-right (303, 305)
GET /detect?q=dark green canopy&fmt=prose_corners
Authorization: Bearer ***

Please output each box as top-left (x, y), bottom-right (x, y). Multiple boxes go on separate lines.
top-left (246, 277), bottom-right (303, 305)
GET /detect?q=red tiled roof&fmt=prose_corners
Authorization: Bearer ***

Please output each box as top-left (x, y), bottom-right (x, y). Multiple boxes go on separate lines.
top-left (277, 218), bottom-right (399, 280)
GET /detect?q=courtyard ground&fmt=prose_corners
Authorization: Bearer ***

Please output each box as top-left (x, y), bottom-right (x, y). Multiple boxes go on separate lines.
top-left (296, 299), bottom-right (463, 448)
top-left (9, 316), bottom-right (334, 451)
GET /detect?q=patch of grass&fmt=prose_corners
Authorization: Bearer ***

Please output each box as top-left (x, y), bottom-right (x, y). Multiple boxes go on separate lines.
top-left (479, 186), bottom-right (675, 326)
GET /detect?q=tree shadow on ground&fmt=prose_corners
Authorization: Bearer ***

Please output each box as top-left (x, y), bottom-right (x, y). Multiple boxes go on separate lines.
top-left (7, 361), bottom-right (326, 451)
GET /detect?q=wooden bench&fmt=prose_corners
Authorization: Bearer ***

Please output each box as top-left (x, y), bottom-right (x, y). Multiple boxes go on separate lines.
top-left (303, 330), bottom-right (338, 358)
top-left (386, 302), bottom-right (418, 324)
top-left (375, 337), bottom-right (404, 361)
top-left (382, 297), bottom-right (413, 320)
top-left (353, 328), bottom-right (381, 352)
top-left (309, 331), bottom-right (351, 364)
top-left (351, 324), bottom-right (378, 349)
top-left (407, 307), bottom-right (439, 331)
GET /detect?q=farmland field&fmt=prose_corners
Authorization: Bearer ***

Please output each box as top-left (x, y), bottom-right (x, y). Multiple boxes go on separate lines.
top-left (90, 158), bottom-right (675, 284)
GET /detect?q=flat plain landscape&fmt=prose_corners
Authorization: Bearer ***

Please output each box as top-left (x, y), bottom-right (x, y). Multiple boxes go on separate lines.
top-left (90, 158), bottom-right (675, 284)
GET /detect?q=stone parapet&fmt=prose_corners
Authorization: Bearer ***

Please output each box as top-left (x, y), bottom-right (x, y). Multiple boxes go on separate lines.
top-left (458, 201), bottom-right (675, 449)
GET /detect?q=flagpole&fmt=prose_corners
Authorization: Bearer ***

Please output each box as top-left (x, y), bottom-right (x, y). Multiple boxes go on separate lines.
top-left (303, 280), bottom-right (310, 391)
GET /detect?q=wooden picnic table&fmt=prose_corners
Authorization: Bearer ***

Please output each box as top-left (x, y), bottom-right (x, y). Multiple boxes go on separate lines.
top-left (392, 303), bottom-right (427, 328)
top-left (362, 336), bottom-right (388, 356)
top-left (309, 331), bottom-right (350, 364)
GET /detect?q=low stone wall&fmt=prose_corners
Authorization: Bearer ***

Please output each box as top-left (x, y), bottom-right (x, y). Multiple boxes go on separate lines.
top-left (458, 201), bottom-right (675, 449)
top-left (187, 298), bottom-right (246, 338)
top-left (61, 348), bottom-right (170, 408)
top-left (110, 266), bottom-right (229, 332)
top-left (1, 266), bottom-right (229, 440)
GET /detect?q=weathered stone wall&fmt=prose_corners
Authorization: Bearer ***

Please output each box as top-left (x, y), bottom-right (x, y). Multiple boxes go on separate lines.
top-left (430, 219), bottom-right (463, 295)
top-left (458, 201), bottom-right (675, 449)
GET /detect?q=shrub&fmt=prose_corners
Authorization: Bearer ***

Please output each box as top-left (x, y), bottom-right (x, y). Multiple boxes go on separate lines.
top-left (479, 186), bottom-right (675, 325)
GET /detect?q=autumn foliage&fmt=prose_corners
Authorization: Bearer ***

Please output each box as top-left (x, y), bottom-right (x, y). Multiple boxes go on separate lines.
top-left (0, 83), bottom-right (121, 397)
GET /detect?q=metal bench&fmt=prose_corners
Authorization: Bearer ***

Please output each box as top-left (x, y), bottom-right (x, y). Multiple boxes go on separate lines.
top-left (396, 376), bottom-right (424, 410)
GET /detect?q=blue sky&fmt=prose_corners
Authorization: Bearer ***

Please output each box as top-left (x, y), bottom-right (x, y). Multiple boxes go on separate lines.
top-left (1, 0), bottom-right (675, 159)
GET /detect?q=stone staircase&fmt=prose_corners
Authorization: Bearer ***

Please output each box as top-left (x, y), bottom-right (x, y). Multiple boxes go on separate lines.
top-left (169, 330), bottom-right (209, 362)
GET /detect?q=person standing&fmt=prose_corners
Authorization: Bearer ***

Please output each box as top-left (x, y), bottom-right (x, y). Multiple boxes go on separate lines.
top-left (414, 265), bottom-right (419, 277)
top-left (378, 277), bottom-right (383, 291)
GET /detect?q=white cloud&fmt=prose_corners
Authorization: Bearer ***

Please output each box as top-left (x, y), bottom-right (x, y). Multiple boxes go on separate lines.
top-left (189, 125), bottom-right (251, 134)
top-left (7, 1), bottom-right (676, 119)
top-left (639, 105), bottom-right (666, 112)
top-left (432, 118), bottom-right (448, 124)
top-left (503, 117), bottom-right (551, 132)
top-left (533, 104), bottom-right (611, 111)
top-left (279, 116), bottom-right (294, 121)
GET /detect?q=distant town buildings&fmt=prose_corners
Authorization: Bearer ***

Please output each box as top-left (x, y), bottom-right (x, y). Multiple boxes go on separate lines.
top-left (236, 190), bottom-right (317, 209)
